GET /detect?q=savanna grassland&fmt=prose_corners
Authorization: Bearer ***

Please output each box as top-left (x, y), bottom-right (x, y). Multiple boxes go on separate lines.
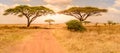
top-left (0, 24), bottom-right (120, 53)
top-left (52, 24), bottom-right (120, 53)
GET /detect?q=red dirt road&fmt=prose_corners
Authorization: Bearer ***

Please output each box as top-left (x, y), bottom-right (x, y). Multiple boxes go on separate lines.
top-left (3, 29), bottom-right (67, 53)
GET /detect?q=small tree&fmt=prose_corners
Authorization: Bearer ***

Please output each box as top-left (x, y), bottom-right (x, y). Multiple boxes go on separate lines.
top-left (95, 22), bottom-right (99, 26)
top-left (103, 23), bottom-right (107, 26)
top-left (3, 5), bottom-right (54, 27)
top-left (107, 20), bottom-right (113, 26)
top-left (45, 19), bottom-right (55, 28)
top-left (66, 20), bottom-right (86, 31)
top-left (112, 22), bottom-right (117, 25)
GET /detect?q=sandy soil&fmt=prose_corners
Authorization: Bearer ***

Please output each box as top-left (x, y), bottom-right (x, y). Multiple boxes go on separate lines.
top-left (2, 29), bottom-right (67, 53)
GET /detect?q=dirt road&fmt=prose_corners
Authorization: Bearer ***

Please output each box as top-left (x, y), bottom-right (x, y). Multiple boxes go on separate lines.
top-left (2, 29), bottom-right (67, 53)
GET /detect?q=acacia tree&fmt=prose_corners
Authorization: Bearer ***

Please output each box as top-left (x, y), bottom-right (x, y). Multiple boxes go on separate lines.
top-left (59, 7), bottom-right (107, 21)
top-left (3, 5), bottom-right (54, 27)
top-left (45, 19), bottom-right (55, 25)
top-left (45, 19), bottom-right (55, 28)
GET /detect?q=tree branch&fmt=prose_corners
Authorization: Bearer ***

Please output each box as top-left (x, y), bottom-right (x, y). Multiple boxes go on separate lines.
top-left (83, 13), bottom-right (90, 21)
top-left (29, 11), bottom-right (42, 23)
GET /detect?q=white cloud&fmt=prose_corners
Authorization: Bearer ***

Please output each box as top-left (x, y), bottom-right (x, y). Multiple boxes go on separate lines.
top-left (43, 0), bottom-right (74, 12)
top-left (0, 3), bottom-right (9, 14)
top-left (43, 4), bottom-right (78, 12)
top-left (24, 0), bottom-right (30, 2)
top-left (0, 3), bottom-right (31, 15)
top-left (114, 0), bottom-right (120, 7)
top-left (44, 0), bottom-right (72, 5)
top-left (65, 5), bottom-right (79, 9)
top-left (107, 0), bottom-right (120, 14)
top-left (14, 0), bottom-right (30, 2)
top-left (0, 3), bottom-right (20, 14)
top-left (44, 4), bottom-right (61, 12)
top-left (107, 7), bottom-right (120, 13)
top-left (35, 14), bottom-right (75, 24)
top-left (0, 3), bottom-right (8, 7)
top-left (89, 7), bottom-right (120, 23)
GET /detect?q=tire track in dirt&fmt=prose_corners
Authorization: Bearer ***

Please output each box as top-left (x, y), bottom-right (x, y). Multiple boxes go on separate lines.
top-left (2, 29), bottom-right (67, 53)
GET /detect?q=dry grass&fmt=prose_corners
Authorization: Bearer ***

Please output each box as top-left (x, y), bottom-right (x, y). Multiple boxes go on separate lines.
top-left (0, 24), bottom-right (41, 52)
top-left (1, 24), bottom-right (120, 53)
top-left (52, 24), bottom-right (120, 53)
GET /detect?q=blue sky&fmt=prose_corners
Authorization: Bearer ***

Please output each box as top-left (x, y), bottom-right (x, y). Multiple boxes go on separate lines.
top-left (0, 0), bottom-right (115, 7)
top-left (0, 0), bottom-right (120, 24)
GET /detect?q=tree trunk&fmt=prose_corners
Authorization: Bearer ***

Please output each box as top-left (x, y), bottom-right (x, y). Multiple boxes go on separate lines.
top-left (27, 21), bottom-right (33, 27)
top-left (27, 22), bottom-right (31, 27)
top-left (27, 18), bottom-right (30, 27)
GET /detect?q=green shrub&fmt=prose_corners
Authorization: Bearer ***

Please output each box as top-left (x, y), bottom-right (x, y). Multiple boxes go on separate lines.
top-left (107, 20), bottom-right (113, 26)
top-left (66, 20), bottom-right (86, 31)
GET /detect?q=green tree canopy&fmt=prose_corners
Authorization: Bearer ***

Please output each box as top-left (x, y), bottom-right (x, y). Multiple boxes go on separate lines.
top-left (3, 5), bottom-right (54, 27)
top-left (59, 7), bottom-right (107, 21)
top-left (45, 19), bottom-right (55, 25)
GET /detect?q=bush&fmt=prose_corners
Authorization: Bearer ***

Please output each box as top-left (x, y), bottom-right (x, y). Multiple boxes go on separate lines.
top-left (66, 20), bottom-right (86, 31)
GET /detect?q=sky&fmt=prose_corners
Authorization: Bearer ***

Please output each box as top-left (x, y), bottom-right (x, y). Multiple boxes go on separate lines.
top-left (0, 0), bottom-right (120, 24)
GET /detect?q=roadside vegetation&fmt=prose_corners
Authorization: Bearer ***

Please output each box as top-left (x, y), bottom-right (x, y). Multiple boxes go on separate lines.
top-left (52, 24), bottom-right (120, 53)
top-left (66, 20), bottom-right (86, 31)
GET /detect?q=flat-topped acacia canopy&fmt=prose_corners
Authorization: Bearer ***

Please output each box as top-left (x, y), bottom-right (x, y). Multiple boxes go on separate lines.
top-left (59, 7), bottom-right (107, 21)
